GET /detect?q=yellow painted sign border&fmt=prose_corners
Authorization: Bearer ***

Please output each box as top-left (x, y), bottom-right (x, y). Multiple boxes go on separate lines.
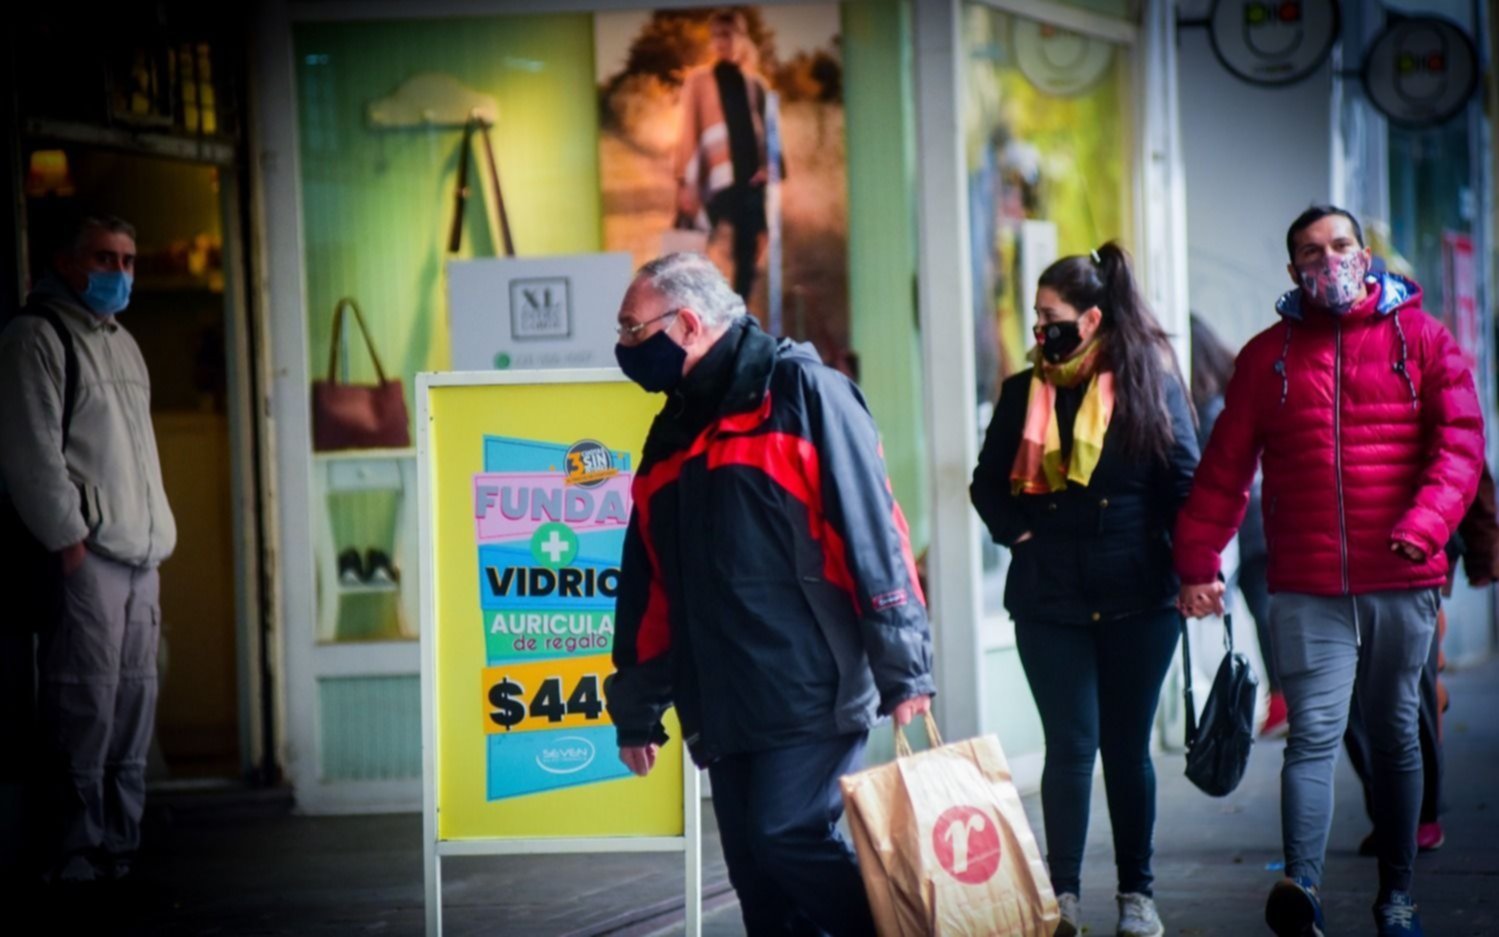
top-left (417, 370), bottom-right (688, 844)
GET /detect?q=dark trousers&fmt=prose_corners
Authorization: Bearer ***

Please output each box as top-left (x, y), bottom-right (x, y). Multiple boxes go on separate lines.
top-left (706, 184), bottom-right (767, 301)
top-left (1344, 618), bottom-right (1443, 826)
top-left (1015, 606), bottom-right (1180, 897)
top-left (707, 732), bottom-right (875, 936)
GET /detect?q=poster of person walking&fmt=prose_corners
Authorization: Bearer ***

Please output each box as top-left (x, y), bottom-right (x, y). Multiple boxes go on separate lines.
top-left (595, 5), bottom-right (851, 367)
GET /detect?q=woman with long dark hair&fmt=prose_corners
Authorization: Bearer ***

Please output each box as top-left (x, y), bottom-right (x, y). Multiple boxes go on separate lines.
top-left (970, 242), bottom-right (1198, 937)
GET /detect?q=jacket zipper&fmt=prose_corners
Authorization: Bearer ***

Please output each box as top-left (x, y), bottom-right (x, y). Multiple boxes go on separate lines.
top-left (1334, 321), bottom-right (1350, 594)
top-left (107, 329), bottom-right (157, 563)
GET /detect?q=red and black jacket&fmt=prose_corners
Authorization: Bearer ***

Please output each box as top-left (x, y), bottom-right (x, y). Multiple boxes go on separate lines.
top-left (606, 319), bottom-right (935, 765)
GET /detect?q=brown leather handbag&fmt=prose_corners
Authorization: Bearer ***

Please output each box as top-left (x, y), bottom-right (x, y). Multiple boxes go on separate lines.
top-left (311, 298), bottom-right (410, 452)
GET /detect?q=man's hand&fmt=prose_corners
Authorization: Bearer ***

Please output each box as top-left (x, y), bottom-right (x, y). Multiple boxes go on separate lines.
top-left (1012, 531), bottom-right (1034, 545)
top-left (676, 183), bottom-right (700, 219)
top-left (619, 744), bottom-right (660, 777)
top-left (1391, 539), bottom-right (1426, 563)
top-left (1177, 581), bottom-right (1225, 619)
top-left (892, 694), bottom-right (932, 728)
top-left (58, 541), bottom-right (86, 577)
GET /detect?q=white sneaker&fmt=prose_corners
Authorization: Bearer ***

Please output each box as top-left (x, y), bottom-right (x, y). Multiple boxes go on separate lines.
top-left (1117, 892), bottom-right (1164, 937)
top-left (1055, 892), bottom-right (1080, 937)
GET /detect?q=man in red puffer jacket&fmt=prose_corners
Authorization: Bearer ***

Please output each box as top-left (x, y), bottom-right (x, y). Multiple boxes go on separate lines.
top-left (1175, 206), bottom-right (1484, 937)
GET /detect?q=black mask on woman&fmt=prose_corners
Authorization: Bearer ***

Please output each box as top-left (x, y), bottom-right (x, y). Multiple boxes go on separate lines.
top-left (615, 329), bottom-right (687, 393)
top-left (1036, 321), bottom-right (1083, 364)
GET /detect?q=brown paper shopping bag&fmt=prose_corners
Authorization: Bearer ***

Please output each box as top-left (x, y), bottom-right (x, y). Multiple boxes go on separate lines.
top-left (840, 714), bottom-right (1059, 937)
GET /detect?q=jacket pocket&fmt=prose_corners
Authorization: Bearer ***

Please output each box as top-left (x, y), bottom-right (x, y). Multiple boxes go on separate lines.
top-left (1003, 537), bottom-right (1047, 617)
top-left (77, 483), bottom-right (102, 533)
top-left (798, 578), bottom-right (877, 725)
top-left (1262, 494), bottom-right (1279, 579)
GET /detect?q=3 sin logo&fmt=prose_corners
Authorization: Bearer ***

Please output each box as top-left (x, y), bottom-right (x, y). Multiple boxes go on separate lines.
top-left (564, 439), bottom-right (618, 488)
top-left (932, 806), bottom-right (1002, 884)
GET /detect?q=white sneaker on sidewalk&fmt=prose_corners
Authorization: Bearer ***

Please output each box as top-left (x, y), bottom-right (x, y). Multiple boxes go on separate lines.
top-left (1054, 892), bottom-right (1080, 937)
top-left (1117, 892), bottom-right (1164, 937)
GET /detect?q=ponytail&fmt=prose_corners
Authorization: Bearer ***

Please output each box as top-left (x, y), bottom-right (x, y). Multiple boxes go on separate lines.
top-left (1037, 241), bottom-right (1178, 462)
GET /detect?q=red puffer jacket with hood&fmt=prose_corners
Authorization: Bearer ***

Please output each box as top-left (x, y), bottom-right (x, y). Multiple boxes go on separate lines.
top-left (1175, 272), bottom-right (1484, 595)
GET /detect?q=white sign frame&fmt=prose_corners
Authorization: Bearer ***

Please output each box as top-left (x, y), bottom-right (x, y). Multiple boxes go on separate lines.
top-left (417, 368), bottom-right (702, 937)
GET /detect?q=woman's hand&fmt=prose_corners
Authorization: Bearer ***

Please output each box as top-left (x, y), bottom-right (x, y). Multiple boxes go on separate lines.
top-left (1177, 581), bottom-right (1225, 618)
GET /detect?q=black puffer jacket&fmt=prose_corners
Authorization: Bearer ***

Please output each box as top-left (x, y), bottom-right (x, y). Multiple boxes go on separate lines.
top-left (970, 369), bottom-right (1199, 624)
top-left (607, 319), bottom-right (935, 765)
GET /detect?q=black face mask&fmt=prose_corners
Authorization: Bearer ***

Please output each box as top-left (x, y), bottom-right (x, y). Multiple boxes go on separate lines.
top-left (1036, 321), bottom-right (1083, 364)
top-left (615, 329), bottom-right (687, 393)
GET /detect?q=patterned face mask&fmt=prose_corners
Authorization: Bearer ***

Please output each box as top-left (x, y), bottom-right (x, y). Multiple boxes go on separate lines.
top-left (1297, 251), bottom-right (1370, 314)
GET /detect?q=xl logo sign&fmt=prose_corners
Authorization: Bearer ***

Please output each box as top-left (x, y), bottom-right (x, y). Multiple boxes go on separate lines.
top-left (510, 277), bottom-right (572, 340)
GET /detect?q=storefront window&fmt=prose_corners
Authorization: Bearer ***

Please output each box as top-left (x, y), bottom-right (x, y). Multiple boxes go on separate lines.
top-left (292, 7), bottom-right (857, 643)
top-left (294, 15), bottom-right (602, 642)
top-left (963, 5), bottom-right (1135, 617)
top-left (1389, 122), bottom-right (1475, 347)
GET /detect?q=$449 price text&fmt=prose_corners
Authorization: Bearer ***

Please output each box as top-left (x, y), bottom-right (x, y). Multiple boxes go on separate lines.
top-left (481, 655), bottom-right (614, 735)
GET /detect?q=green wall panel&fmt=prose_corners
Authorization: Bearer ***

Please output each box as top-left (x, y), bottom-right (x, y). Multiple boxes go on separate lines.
top-left (318, 675), bottom-right (422, 781)
top-left (843, 0), bottom-right (929, 550)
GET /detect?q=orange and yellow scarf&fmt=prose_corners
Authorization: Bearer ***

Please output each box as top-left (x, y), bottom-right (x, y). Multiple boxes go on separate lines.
top-left (1010, 342), bottom-right (1116, 495)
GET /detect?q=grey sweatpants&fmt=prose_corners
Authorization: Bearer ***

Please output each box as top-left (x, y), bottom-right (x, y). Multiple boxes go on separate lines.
top-left (38, 550), bottom-right (160, 868)
top-left (1270, 589), bottom-right (1438, 895)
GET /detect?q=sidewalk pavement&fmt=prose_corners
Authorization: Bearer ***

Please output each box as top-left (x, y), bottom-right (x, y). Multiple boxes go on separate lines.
top-left (12, 654), bottom-right (1498, 936)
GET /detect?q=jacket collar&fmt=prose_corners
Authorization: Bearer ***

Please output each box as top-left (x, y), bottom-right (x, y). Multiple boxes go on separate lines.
top-left (645, 317), bottom-right (777, 460)
top-left (670, 316), bottom-right (778, 420)
top-left (30, 274), bottom-right (120, 333)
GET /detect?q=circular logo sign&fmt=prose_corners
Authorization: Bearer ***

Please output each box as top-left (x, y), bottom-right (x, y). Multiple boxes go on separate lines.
top-left (1362, 17), bottom-right (1477, 128)
top-left (932, 806), bottom-right (1002, 885)
top-left (1209, 0), bottom-right (1339, 87)
top-left (1013, 18), bottom-right (1115, 98)
top-left (564, 439), bottom-right (617, 489)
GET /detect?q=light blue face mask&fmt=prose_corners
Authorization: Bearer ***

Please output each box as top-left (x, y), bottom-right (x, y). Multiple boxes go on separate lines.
top-left (81, 270), bottom-right (133, 317)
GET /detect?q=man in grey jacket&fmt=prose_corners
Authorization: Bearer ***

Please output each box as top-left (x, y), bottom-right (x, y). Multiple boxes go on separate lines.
top-left (0, 214), bottom-right (176, 883)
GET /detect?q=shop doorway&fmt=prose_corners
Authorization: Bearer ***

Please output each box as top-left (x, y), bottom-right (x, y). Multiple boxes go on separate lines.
top-left (22, 144), bottom-right (261, 783)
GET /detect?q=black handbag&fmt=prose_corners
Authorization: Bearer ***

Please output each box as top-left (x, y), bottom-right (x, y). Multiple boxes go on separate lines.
top-left (1180, 612), bottom-right (1259, 796)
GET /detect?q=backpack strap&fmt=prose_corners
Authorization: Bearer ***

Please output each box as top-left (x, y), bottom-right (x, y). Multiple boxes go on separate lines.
top-left (18, 306), bottom-right (79, 450)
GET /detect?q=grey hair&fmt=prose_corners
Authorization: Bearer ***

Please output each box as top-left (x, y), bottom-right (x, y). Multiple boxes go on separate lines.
top-left (65, 214), bottom-right (136, 253)
top-left (636, 252), bottom-right (747, 327)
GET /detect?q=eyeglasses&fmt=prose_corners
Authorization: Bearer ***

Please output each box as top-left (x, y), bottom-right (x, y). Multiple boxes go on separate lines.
top-left (615, 309), bottom-right (680, 343)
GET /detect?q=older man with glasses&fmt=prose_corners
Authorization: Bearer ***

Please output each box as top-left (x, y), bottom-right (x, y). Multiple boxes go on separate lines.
top-left (606, 252), bottom-right (934, 936)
